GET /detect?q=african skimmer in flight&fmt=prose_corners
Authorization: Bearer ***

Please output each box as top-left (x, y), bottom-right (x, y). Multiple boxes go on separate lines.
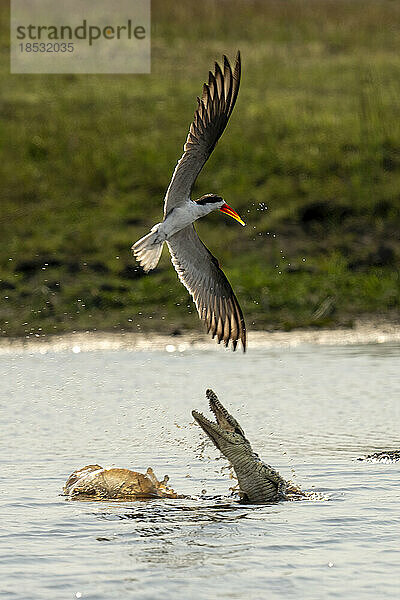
top-left (132, 52), bottom-right (246, 351)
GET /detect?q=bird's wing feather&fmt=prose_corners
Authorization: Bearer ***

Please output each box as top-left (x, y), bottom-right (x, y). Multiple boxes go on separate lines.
top-left (166, 225), bottom-right (246, 351)
top-left (164, 52), bottom-right (241, 216)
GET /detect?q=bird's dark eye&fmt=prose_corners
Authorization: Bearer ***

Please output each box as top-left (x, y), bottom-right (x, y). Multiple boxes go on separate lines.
top-left (196, 195), bottom-right (223, 205)
top-left (234, 427), bottom-right (242, 435)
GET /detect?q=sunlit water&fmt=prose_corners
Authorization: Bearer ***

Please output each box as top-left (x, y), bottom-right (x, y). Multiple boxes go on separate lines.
top-left (1, 342), bottom-right (400, 599)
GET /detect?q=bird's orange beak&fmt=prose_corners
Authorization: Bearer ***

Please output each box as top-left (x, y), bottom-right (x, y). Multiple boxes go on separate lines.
top-left (219, 203), bottom-right (246, 226)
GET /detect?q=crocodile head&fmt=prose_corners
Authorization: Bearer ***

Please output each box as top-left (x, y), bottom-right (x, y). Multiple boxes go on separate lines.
top-left (192, 389), bottom-right (252, 459)
top-left (192, 389), bottom-right (288, 504)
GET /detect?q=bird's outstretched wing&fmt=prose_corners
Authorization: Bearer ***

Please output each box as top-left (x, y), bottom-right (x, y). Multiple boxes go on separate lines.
top-left (164, 52), bottom-right (241, 216)
top-left (167, 225), bottom-right (246, 351)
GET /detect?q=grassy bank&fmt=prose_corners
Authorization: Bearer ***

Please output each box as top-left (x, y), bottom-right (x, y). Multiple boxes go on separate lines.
top-left (1, 0), bottom-right (399, 338)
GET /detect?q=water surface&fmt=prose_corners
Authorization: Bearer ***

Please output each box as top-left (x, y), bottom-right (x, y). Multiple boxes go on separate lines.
top-left (1, 343), bottom-right (399, 599)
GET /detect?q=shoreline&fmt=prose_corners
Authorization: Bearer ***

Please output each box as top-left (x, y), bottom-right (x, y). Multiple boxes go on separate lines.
top-left (0, 318), bottom-right (399, 355)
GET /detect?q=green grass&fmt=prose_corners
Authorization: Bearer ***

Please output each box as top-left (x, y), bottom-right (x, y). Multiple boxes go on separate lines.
top-left (0, 0), bottom-right (399, 338)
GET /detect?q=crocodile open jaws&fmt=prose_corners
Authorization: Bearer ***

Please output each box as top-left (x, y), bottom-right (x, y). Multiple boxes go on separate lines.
top-left (192, 389), bottom-right (287, 504)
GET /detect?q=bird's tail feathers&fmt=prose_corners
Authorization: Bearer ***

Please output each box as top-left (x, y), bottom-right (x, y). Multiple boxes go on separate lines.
top-left (132, 225), bottom-right (164, 272)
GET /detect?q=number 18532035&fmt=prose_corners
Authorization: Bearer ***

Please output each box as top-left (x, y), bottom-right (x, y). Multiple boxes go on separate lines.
top-left (19, 42), bottom-right (74, 53)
